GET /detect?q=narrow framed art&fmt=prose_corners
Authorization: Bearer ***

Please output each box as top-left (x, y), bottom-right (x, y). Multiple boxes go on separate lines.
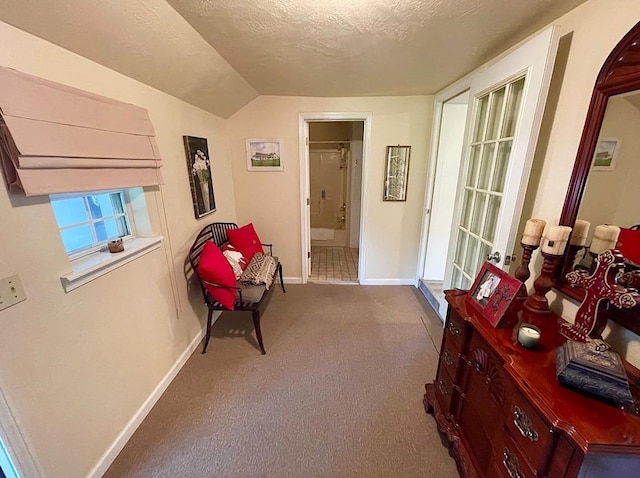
top-left (246, 138), bottom-right (284, 171)
top-left (183, 136), bottom-right (216, 219)
top-left (465, 262), bottom-right (524, 328)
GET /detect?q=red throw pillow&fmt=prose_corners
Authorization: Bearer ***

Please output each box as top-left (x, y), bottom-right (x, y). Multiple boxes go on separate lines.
top-left (197, 241), bottom-right (237, 310)
top-left (227, 223), bottom-right (264, 262)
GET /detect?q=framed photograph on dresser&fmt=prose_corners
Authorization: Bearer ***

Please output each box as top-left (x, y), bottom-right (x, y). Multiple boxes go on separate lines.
top-left (466, 262), bottom-right (524, 328)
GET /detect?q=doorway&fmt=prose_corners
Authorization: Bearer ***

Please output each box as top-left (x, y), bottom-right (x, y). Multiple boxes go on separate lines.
top-left (299, 113), bottom-right (371, 284)
top-left (419, 90), bottom-right (470, 315)
top-left (308, 122), bottom-right (363, 282)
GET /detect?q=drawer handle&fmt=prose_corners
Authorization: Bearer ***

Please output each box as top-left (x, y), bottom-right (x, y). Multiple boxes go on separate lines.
top-left (437, 380), bottom-right (449, 396)
top-left (447, 321), bottom-right (461, 336)
top-left (514, 405), bottom-right (539, 442)
top-left (443, 351), bottom-right (455, 367)
top-left (502, 447), bottom-right (524, 478)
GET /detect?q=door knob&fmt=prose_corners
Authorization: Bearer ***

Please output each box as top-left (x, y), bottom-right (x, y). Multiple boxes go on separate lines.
top-left (487, 251), bottom-right (501, 263)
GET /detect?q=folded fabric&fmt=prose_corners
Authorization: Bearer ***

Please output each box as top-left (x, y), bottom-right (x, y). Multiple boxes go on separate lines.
top-left (223, 249), bottom-right (245, 279)
top-left (240, 253), bottom-right (277, 290)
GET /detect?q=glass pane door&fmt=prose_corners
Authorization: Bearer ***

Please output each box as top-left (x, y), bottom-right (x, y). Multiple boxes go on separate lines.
top-left (451, 77), bottom-right (525, 290)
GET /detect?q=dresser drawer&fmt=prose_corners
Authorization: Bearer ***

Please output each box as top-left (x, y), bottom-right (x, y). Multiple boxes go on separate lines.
top-left (434, 367), bottom-right (456, 418)
top-left (506, 387), bottom-right (554, 472)
top-left (492, 430), bottom-right (537, 478)
top-left (439, 335), bottom-right (463, 381)
top-left (444, 307), bottom-right (467, 351)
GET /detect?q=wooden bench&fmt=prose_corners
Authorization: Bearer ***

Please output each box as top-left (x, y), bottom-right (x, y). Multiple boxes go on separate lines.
top-left (188, 222), bottom-right (285, 354)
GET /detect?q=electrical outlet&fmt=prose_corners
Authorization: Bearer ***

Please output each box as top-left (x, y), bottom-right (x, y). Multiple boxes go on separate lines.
top-left (0, 275), bottom-right (26, 311)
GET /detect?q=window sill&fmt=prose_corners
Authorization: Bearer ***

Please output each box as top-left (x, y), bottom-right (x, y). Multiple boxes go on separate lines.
top-left (60, 236), bottom-right (163, 292)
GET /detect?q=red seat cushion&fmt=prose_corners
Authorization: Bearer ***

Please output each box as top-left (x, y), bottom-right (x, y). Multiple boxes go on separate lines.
top-left (227, 223), bottom-right (264, 262)
top-left (197, 241), bottom-right (237, 310)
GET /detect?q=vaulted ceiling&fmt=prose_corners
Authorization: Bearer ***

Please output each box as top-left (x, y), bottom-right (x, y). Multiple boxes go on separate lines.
top-left (0, 0), bottom-right (587, 118)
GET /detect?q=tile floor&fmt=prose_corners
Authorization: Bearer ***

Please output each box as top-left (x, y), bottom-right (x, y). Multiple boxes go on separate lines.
top-left (310, 246), bottom-right (359, 282)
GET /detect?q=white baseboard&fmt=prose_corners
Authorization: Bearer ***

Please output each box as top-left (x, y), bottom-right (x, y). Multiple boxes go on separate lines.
top-left (87, 329), bottom-right (205, 478)
top-left (283, 277), bottom-right (303, 284)
top-left (360, 278), bottom-right (418, 286)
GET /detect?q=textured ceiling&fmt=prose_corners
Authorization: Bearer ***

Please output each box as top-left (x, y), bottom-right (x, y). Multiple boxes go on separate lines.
top-left (0, 0), bottom-right (587, 117)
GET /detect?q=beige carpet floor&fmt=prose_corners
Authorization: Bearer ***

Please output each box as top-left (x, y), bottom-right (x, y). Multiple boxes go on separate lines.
top-left (104, 284), bottom-right (458, 477)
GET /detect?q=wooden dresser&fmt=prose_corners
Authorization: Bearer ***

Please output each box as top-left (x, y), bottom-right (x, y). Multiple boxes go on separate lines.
top-left (424, 290), bottom-right (640, 478)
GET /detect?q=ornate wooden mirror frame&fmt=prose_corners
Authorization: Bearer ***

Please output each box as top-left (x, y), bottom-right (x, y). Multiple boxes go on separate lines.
top-left (557, 20), bottom-right (640, 335)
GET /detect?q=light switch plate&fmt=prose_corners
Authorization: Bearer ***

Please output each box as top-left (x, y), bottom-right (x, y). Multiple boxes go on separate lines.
top-left (0, 274), bottom-right (26, 311)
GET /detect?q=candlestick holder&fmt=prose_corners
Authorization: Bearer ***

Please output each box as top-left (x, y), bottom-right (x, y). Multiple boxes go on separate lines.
top-left (514, 243), bottom-right (538, 300)
top-left (561, 244), bottom-right (584, 280)
top-left (523, 251), bottom-right (563, 314)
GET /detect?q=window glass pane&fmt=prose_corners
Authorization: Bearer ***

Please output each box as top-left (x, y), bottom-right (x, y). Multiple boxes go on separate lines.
top-left (492, 141), bottom-right (512, 193)
top-left (464, 237), bottom-right (479, 272)
top-left (454, 231), bottom-right (467, 265)
top-left (60, 225), bottom-right (94, 254)
top-left (95, 217), bottom-right (129, 242)
top-left (470, 193), bottom-right (487, 236)
top-left (486, 87), bottom-right (506, 140)
top-left (51, 197), bottom-right (88, 227)
top-left (460, 273), bottom-right (472, 291)
top-left (88, 192), bottom-right (125, 219)
top-left (477, 243), bottom-right (491, 275)
top-left (452, 267), bottom-right (462, 289)
top-left (460, 190), bottom-right (473, 229)
top-left (503, 77), bottom-right (525, 137)
top-left (473, 95), bottom-right (489, 142)
top-left (484, 196), bottom-right (502, 243)
top-left (466, 145), bottom-right (482, 187)
top-left (477, 143), bottom-right (496, 191)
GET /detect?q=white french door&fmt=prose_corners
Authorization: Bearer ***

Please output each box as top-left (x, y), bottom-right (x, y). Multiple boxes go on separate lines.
top-left (444, 26), bottom-right (560, 291)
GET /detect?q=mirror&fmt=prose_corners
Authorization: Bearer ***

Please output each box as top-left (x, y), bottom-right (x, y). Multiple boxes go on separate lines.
top-left (557, 20), bottom-right (640, 335)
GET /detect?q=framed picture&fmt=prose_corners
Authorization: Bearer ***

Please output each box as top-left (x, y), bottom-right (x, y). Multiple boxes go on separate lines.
top-left (591, 137), bottom-right (620, 171)
top-left (246, 138), bottom-right (284, 171)
top-left (183, 135), bottom-right (216, 219)
top-left (383, 145), bottom-right (411, 201)
top-left (466, 262), bottom-right (524, 328)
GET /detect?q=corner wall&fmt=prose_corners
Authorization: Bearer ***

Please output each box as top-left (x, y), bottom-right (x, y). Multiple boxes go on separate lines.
top-left (0, 21), bottom-right (236, 477)
top-left (228, 95), bottom-right (432, 283)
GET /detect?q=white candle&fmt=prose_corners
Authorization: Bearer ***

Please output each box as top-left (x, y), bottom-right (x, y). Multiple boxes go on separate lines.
top-left (590, 224), bottom-right (621, 254)
top-left (541, 225), bottom-right (572, 255)
top-left (521, 219), bottom-right (546, 246)
top-left (569, 220), bottom-right (590, 246)
top-left (518, 324), bottom-right (541, 348)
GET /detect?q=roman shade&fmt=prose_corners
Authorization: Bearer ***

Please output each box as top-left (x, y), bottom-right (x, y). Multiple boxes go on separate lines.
top-left (0, 66), bottom-right (163, 196)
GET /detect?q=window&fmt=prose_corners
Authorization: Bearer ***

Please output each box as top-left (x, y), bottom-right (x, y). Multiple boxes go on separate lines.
top-left (50, 190), bottom-right (134, 258)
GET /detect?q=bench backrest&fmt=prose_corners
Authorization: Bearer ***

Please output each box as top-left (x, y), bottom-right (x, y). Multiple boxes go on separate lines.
top-left (188, 222), bottom-right (238, 275)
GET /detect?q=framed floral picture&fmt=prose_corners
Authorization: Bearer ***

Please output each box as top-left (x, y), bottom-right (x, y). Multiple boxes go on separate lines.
top-left (246, 138), bottom-right (284, 171)
top-left (465, 262), bottom-right (524, 328)
top-left (183, 136), bottom-right (216, 218)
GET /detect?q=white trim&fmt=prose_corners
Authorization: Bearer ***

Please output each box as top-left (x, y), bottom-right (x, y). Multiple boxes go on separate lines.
top-left (0, 386), bottom-right (42, 478)
top-left (87, 329), bottom-right (205, 478)
top-left (60, 236), bottom-right (163, 292)
top-left (360, 278), bottom-right (418, 286)
top-left (298, 112), bottom-right (372, 285)
top-left (283, 277), bottom-right (303, 284)
top-left (416, 79), bottom-right (472, 282)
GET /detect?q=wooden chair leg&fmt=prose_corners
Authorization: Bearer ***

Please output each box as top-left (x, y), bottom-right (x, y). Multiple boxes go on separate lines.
top-left (278, 263), bottom-right (286, 293)
top-left (252, 310), bottom-right (266, 355)
top-left (202, 307), bottom-right (213, 354)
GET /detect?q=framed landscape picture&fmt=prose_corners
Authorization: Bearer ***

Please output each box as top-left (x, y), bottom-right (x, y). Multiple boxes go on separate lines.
top-left (183, 136), bottom-right (216, 219)
top-left (591, 137), bottom-right (620, 171)
top-left (246, 138), bottom-right (284, 171)
top-left (466, 262), bottom-right (524, 328)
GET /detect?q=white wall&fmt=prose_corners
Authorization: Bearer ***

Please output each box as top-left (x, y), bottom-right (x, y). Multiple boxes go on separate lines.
top-left (228, 96), bottom-right (432, 283)
top-left (521, 0), bottom-right (640, 365)
top-left (0, 21), bottom-right (236, 478)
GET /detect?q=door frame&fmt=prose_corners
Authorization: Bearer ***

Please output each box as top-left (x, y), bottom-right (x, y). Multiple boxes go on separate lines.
top-left (0, 384), bottom-right (42, 477)
top-left (417, 76), bottom-right (472, 281)
top-left (298, 112), bottom-right (372, 284)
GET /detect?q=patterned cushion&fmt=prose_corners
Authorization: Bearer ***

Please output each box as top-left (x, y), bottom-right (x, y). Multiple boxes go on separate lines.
top-left (239, 253), bottom-right (277, 290)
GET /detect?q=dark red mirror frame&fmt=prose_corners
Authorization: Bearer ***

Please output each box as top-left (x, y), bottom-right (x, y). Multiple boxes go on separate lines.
top-left (556, 20), bottom-right (640, 335)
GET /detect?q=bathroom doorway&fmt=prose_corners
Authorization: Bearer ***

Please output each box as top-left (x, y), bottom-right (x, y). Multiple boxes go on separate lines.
top-left (301, 118), bottom-right (366, 283)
